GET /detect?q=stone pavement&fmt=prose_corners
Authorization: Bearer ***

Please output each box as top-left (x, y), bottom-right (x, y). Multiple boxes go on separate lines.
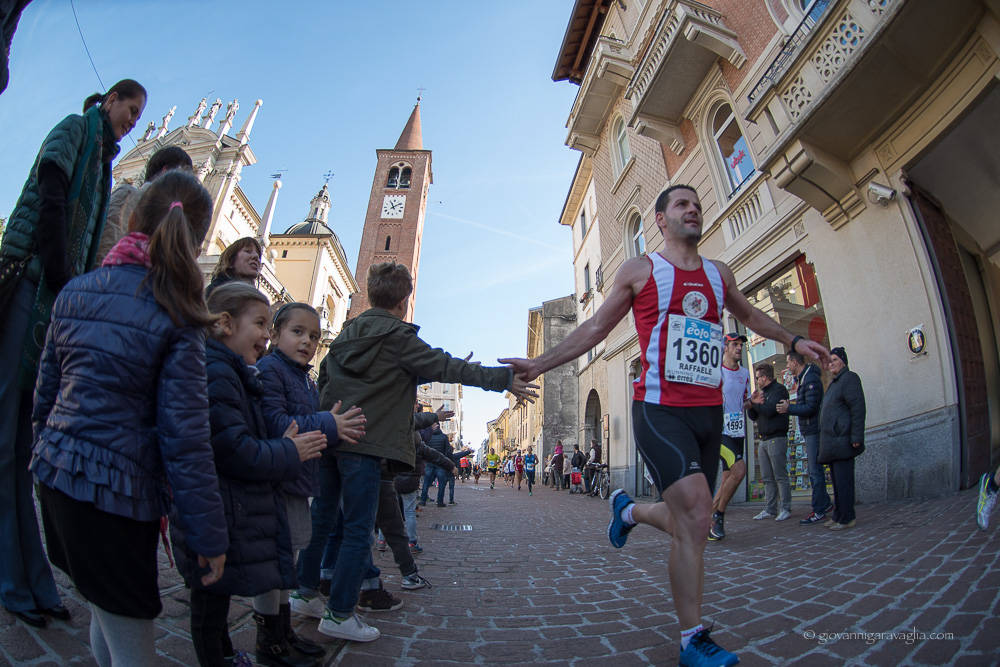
top-left (2, 478), bottom-right (998, 666)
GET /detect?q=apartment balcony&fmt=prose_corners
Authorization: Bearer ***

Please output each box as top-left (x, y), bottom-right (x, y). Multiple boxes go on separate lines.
top-left (712, 172), bottom-right (777, 247)
top-left (745, 0), bottom-right (983, 226)
top-left (565, 36), bottom-right (635, 155)
top-left (625, 0), bottom-right (746, 153)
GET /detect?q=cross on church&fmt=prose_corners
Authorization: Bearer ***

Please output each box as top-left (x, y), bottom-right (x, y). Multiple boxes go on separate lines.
top-left (416, 87), bottom-right (426, 103)
top-left (323, 170), bottom-right (334, 184)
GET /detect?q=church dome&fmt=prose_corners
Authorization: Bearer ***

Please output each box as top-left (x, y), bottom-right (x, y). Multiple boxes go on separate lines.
top-left (283, 183), bottom-right (334, 235)
top-left (284, 220), bottom-right (334, 235)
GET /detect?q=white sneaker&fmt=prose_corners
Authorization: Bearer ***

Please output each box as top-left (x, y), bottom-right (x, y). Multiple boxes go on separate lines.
top-left (775, 510), bottom-right (791, 522)
top-left (400, 573), bottom-right (431, 590)
top-left (289, 592), bottom-right (326, 619)
top-left (318, 610), bottom-right (380, 642)
top-left (753, 510), bottom-right (775, 520)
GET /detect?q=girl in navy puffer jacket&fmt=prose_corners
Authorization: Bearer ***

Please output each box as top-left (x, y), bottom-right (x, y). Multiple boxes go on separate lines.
top-left (256, 303), bottom-right (365, 657)
top-left (30, 172), bottom-right (227, 666)
top-left (172, 283), bottom-right (327, 667)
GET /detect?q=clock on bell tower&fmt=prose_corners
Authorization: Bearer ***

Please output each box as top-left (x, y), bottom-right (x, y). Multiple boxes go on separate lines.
top-left (347, 100), bottom-right (432, 321)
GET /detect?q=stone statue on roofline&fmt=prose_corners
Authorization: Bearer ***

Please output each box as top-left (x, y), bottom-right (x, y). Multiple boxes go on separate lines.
top-left (188, 97), bottom-right (207, 127)
top-left (202, 98), bottom-right (222, 128)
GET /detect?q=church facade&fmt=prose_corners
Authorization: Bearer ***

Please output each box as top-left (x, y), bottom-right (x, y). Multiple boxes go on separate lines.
top-left (111, 96), bottom-right (358, 367)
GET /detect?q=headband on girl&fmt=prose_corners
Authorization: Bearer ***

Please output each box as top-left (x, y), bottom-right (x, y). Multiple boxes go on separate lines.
top-left (272, 302), bottom-right (317, 328)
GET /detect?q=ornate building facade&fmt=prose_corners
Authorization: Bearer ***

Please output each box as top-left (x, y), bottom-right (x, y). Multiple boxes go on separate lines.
top-left (111, 96), bottom-right (358, 367)
top-left (553, 0), bottom-right (1000, 501)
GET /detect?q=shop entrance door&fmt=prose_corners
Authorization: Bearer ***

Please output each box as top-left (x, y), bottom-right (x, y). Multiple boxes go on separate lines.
top-left (908, 187), bottom-right (994, 485)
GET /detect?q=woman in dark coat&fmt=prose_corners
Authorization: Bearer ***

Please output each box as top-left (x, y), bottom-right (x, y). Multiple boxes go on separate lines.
top-left (0, 79), bottom-right (146, 628)
top-left (817, 347), bottom-right (866, 530)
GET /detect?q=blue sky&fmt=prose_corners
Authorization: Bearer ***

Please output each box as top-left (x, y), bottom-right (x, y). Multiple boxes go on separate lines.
top-left (1, 0), bottom-right (582, 449)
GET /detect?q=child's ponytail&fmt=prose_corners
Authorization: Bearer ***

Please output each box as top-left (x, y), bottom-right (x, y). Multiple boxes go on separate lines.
top-left (133, 171), bottom-right (216, 327)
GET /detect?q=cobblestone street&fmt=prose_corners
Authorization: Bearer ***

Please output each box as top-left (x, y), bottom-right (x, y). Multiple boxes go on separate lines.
top-left (2, 479), bottom-right (998, 666)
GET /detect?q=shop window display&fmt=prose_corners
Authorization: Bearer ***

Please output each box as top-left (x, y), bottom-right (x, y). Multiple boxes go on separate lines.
top-left (742, 256), bottom-right (832, 500)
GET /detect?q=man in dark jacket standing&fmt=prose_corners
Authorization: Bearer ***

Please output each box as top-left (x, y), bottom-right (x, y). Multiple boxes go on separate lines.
top-left (818, 347), bottom-right (866, 530)
top-left (778, 351), bottom-right (830, 525)
top-left (748, 364), bottom-right (791, 521)
top-left (420, 422), bottom-right (452, 507)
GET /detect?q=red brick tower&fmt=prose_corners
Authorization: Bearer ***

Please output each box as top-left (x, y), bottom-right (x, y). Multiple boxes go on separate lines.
top-left (347, 101), bottom-right (432, 321)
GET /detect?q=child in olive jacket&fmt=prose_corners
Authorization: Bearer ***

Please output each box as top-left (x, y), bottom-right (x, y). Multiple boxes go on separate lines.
top-left (294, 262), bottom-right (534, 643)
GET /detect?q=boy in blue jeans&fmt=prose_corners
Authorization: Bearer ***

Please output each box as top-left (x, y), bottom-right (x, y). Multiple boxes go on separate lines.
top-left (293, 262), bottom-right (536, 642)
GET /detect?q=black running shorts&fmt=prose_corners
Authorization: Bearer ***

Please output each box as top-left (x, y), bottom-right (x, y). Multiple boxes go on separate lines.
top-left (720, 434), bottom-right (745, 471)
top-left (631, 400), bottom-right (723, 496)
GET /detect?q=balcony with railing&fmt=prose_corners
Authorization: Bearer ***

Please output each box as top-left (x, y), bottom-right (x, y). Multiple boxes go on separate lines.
top-left (565, 36), bottom-right (634, 155)
top-left (745, 0), bottom-right (983, 226)
top-left (624, 0), bottom-right (745, 153)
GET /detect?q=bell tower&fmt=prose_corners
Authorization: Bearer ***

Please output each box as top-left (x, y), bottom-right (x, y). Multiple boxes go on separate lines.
top-left (347, 101), bottom-right (432, 321)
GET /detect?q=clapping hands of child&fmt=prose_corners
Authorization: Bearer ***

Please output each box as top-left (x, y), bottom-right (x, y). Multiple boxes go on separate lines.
top-left (282, 421), bottom-right (328, 461)
top-left (197, 553), bottom-right (226, 586)
top-left (329, 400), bottom-right (366, 445)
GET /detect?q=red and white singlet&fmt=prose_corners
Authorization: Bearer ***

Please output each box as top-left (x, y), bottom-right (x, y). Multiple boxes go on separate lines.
top-left (632, 253), bottom-right (727, 407)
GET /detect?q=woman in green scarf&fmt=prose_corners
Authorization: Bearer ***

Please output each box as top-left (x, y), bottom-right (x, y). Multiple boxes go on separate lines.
top-left (0, 78), bottom-right (146, 628)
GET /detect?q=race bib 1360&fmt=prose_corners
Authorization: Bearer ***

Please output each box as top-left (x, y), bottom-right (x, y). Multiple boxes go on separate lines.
top-left (664, 314), bottom-right (723, 388)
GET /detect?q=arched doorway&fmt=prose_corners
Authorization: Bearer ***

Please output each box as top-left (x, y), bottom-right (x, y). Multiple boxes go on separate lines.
top-left (583, 389), bottom-right (602, 455)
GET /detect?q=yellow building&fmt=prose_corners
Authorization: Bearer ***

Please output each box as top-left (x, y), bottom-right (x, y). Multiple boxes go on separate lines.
top-left (553, 0), bottom-right (1000, 501)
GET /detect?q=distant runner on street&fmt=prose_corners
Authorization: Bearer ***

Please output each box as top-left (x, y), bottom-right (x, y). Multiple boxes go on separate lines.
top-left (502, 185), bottom-right (828, 667)
top-left (524, 447), bottom-right (538, 495)
top-left (485, 450), bottom-right (500, 489)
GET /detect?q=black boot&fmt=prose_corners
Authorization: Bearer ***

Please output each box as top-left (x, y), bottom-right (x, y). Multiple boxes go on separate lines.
top-left (254, 612), bottom-right (318, 667)
top-left (280, 603), bottom-right (325, 657)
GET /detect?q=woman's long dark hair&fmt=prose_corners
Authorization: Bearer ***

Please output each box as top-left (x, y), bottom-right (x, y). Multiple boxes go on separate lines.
top-left (83, 78), bottom-right (147, 113)
top-left (132, 171), bottom-right (215, 327)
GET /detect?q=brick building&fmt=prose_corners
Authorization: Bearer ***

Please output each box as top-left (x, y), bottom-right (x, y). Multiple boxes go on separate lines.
top-left (552, 0), bottom-right (1000, 502)
top-left (347, 101), bottom-right (432, 321)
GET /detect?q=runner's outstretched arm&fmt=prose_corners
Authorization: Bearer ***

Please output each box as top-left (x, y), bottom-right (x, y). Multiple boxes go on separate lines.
top-left (712, 260), bottom-right (830, 364)
top-left (500, 257), bottom-right (647, 380)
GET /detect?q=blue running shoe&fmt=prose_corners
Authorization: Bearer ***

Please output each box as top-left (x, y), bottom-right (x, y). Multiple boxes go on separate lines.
top-left (679, 628), bottom-right (739, 666)
top-left (607, 488), bottom-right (636, 548)
top-left (977, 472), bottom-right (998, 531)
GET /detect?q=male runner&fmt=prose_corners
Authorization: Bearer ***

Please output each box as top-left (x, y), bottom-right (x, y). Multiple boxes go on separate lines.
top-left (502, 184), bottom-right (827, 666)
top-left (524, 446), bottom-right (538, 495)
top-left (708, 333), bottom-right (751, 541)
top-left (485, 449), bottom-right (500, 489)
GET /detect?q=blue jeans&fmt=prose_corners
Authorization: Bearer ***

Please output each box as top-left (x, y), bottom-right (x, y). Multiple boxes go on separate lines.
top-left (446, 472), bottom-right (455, 503)
top-left (296, 451), bottom-right (380, 617)
top-left (804, 433), bottom-right (831, 513)
top-left (400, 491), bottom-right (418, 543)
top-left (318, 507), bottom-right (379, 586)
top-left (0, 279), bottom-right (61, 612)
top-left (420, 463), bottom-right (447, 505)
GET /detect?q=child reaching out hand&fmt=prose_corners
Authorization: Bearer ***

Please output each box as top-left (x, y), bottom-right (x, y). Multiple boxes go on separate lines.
top-left (256, 302), bottom-right (365, 657)
top-left (171, 283), bottom-right (328, 667)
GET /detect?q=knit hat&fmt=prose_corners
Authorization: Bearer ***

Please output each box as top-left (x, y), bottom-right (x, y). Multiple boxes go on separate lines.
top-left (830, 347), bottom-right (848, 367)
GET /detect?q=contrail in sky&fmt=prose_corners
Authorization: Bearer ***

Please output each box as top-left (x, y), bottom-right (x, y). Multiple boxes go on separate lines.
top-left (430, 211), bottom-right (563, 251)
